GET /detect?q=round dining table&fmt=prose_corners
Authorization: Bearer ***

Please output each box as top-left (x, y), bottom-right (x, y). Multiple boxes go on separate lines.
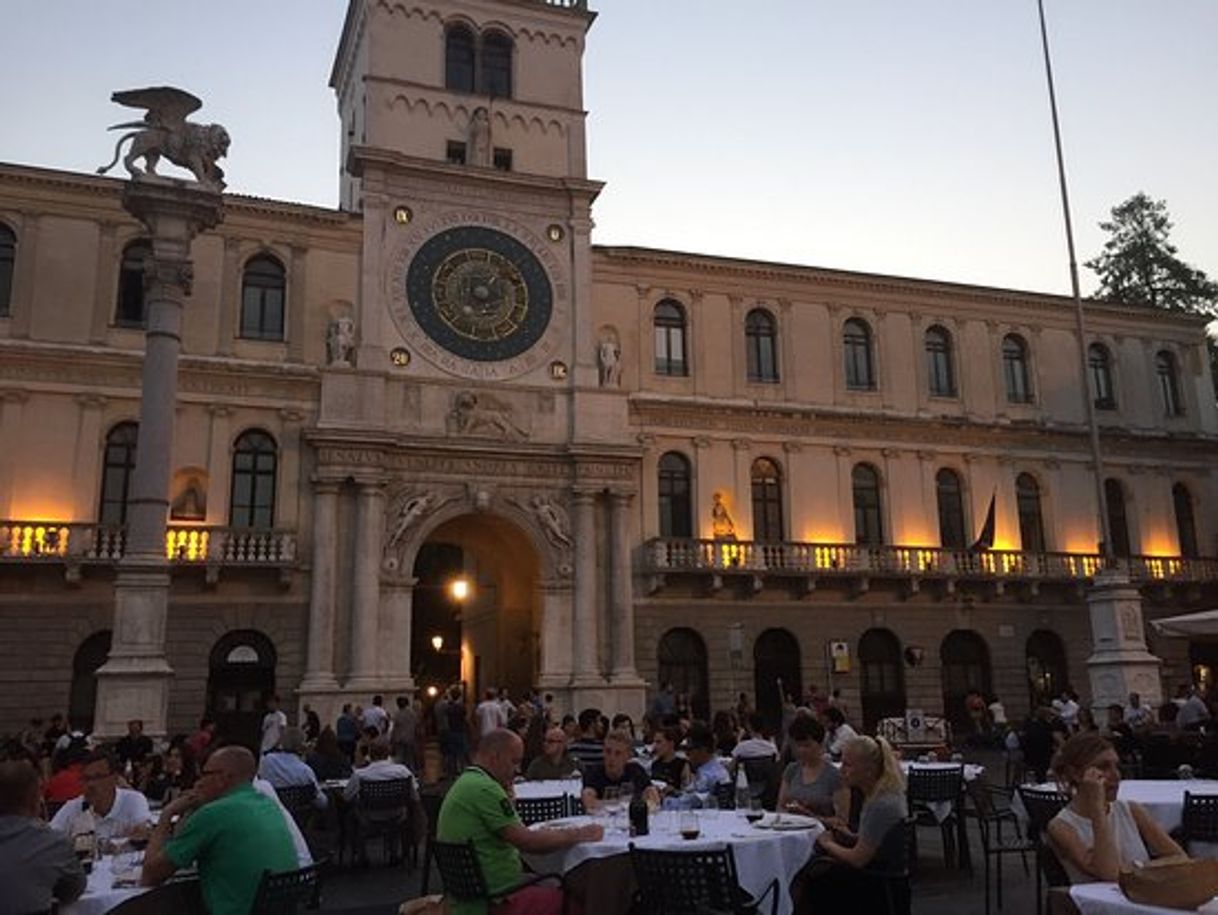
top-left (522, 808), bottom-right (822, 915)
top-left (1065, 881), bottom-right (1218, 915)
top-left (61, 855), bottom-right (145, 915)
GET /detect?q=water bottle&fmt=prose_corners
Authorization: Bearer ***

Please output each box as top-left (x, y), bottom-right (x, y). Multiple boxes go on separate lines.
top-left (735, 767), bottom-right (750, 811)
top-left (629, 794), bottom-right (649, 836)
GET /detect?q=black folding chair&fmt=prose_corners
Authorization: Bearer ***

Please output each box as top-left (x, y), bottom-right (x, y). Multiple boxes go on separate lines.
top-left (628, 843), bottom-right (778, 915)
top-left (1016, 786), bottom-right (1070, 915)
top-left (741, 756), bottom-right (782, 811)
top-left (515, 794), bottom-right (571, 826)
top-left (1179, 791), bottom-right (1218, 854)
top-left (353, 778), bottom-right (414, 867)
top-left (967, 782), bottom-right (1031, 915)
top-left (418, 789), bottom-right (444, 894)
top-left (433, 839), bottom-right (565, 913)
top-left (907, 766), bottom-right (966, 870)
top-left (249, 860), bottom-right (324, 914)
top-left (274, 784), bottom-right (319, 831)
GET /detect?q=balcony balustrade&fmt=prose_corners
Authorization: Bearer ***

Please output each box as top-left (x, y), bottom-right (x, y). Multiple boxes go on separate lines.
top-left (643, 536), bottom-right (1218, 593)
top-left (1, 520), bottom-right (296, 583)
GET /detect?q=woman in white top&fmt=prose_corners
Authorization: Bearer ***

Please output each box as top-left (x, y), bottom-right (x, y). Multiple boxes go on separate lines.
top-left (1046, 733), bottom-right (1183, 882)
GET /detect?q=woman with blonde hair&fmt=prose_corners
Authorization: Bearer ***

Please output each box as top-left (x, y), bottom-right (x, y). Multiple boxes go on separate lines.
top-left (1046, 733), bottom-right (1182, 882)
top-left (799, 735), bottom-right (908, 912)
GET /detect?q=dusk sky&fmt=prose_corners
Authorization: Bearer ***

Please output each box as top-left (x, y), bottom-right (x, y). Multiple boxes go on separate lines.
top-left (2, 1), bottom-right (1215, 298)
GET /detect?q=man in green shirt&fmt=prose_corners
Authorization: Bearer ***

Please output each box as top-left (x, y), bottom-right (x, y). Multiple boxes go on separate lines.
top-left (142, 745), bottom-right (298, 915)
top-left (437, 728), bottom-right (602, 915)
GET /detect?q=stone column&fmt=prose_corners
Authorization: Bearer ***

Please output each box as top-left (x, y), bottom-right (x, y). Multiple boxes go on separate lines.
top-left (88, 222), bottom-right (118, 344)
top-left (1085, 571), bottom-right (1163, 712)
top-left (609, 490), bottom-right (640, 680)
top-left (537, 579), bottom-right (574, 692)
top-left (71, 395), bottom-right (108, 520)
top-left (377, 577), bottom-right (417, 694)
top-left (570, 488), bottom-right (601, 685)
top-left (347, 480), bottom-right (386, 690)
top-left (0, 391), bottom-right (29, 518)
top-left (94, 180), bottom-right (224, 739)
top-left (9, 213), bottom-right (39, 338)
top-left (300, 481), bottom-right (340, 692)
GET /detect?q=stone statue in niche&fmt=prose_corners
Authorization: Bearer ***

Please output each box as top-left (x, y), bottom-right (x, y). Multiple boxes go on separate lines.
top-left (531, 495), bottom-right (572, 549)
top-left (469, 107), bottom-right (492, 167)
top-left (449, 391), bottom-right (528, 441)
top-left (711, 492), bottom-right (736, 540)
top-left (385, 491), bottom-right (446, 553)
top-left (96, 86), bottom-right (230, 190)
top-left (170, 476), bottom-right (207, 521)
top-left (326, 316), bottom-right (355, 367)
top-left (597, 338), bottom-right (622, 388)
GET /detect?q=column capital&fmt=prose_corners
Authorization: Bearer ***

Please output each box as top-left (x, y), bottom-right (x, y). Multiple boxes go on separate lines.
top-left (75, 393), bottom-right (108, 409)
top-left (311, 478), bottom-right (343, 495)
top-left (0, 389), bottom-right (30, 404)
top-left (570, 486), bottom-right (599, 504)
top-left (206, 403), bottom-right (232, 418)
top-left (608, 489), bottom-right (636, 506)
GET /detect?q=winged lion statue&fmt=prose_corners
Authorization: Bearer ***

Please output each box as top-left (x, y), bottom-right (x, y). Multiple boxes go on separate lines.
top-left (97, 87), bottom-right (229, 190)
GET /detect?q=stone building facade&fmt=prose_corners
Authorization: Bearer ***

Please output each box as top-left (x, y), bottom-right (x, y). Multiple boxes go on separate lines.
top-left (0, 0), bottom-right (1216, 739)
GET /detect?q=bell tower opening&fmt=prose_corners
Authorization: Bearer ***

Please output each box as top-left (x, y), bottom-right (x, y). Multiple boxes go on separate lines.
top-left (411, 514), bottom-right (540, 699)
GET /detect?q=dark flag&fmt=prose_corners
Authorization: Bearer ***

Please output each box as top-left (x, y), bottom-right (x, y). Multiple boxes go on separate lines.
top-left (970, 489), bottom-right (996, 551)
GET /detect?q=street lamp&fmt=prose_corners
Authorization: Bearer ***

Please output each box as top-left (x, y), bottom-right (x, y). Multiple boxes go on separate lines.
top-left (449, 577), bottom-right (471, 603)
top-left (431, 634), bottom-right (444, 652)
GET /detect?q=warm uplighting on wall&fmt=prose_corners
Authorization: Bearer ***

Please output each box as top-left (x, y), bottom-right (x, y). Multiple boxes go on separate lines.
top-left (813, 545), bottom-right (848, 570)
top-left (5, 523), bottom-right (70, 557)
top-left (1141, 558), bottom-right (1183, 580)
top-left (719, 542), bottom-right (743, 567)
top-left (895, 547), bottom-right (939, 573)
top-left (165, 528), bottom-right (209, 561)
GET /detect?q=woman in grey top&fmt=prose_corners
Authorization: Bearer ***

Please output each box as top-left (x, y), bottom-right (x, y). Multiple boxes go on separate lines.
top-left (776, 716), bottom-right (848, 821)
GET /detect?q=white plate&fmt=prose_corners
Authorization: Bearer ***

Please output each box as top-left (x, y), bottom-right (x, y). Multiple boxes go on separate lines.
top-left (757, 813), bottom-right (819, 831)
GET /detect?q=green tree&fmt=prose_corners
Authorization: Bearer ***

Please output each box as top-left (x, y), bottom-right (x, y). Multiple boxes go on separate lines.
top-left (1086, 192), bottom-right (1218, 316)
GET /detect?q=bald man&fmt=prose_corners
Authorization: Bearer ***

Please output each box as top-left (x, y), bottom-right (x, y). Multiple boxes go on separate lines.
top-left (142, 746), bottom-right (298, 915)
top-left (525, 726), bottom-right (582, 780)
top-left (438, 729), bottom-right (602, 915)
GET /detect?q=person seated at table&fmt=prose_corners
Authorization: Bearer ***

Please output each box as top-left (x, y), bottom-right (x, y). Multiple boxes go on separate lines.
top-left (581, 730), bottom-right (658, 811)
top-left (525, 726), bottom-right (583, 781)
top-left (438, 728), bottom-right (603, 915)
top-left (114, 718), bottom-right (155, 769)
top-left (712, 710), bottom-right (739, 756)
top-left (777, 716), bottom-right (848, 820)
top-left (43, 735), bottom-right (89, 805)
top-left (568, 708), bottom-right (607, 769)
top-left (611, 713), bottom-right (642, 748)
top-left (662, 724), bottom-right (731, 809)
top-left (1124, 692), bottom-right (1153, 732)
top-left (0, 760), bottom-right (86, 913)
top-left (648, 726), bottom-right (691, 791)
top-left (259, 726), bottom-right (327, 811)
top-left (353, 724), bottom-right (383, 768)
top-left (732, 712), bottom-right (779, 761)
top-left (805, 736), bottom-right (909, 912)
top-left (823, 707), bottom-right (858, 762)
top-left (343, 737), bottom-right (414, 802)
top-left (140, 743), bottom-right (197, 803)
top-left (306, 726), bottom-right (353, 782)
top-left (1046, 733), bottom-right (1183, 883)
top-left (1104, 704), bottom-right (1136, 757)
top-left (50, 748), bottom-right (152, 839)
top-left (142, 745), bottom-right (298, 915)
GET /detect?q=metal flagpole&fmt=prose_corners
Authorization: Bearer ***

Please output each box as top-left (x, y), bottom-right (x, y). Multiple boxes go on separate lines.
top-left (1036, 0), bottom-right (1113, 563)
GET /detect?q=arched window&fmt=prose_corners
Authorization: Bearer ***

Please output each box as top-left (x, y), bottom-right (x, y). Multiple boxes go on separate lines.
top-left (1105, 478), bottom-right (1131, 558)
top-left (1026, 629), bottom-right (1068, 711)
top-left (444, 24), bottom-right (476, 92)
top-left (859, 628), bottom-right (905, 733)
top-left (0, 223), bottom-right (15, 317)
top-left (658, 628), bottom-right (709, 720)
top-left (1015, 473), bottom-right (1045, 553)
top-left (239, 255), bottom-right (285, 341)
top-left (480, 30), bottom-right (513, 98)
top-left (230, 430), bottom-right (277, 528)
top-left (936, 468), bottom-right (967, 549)
top-left (116, 239), bottom-right (151, 327)
top-left (653, 299), bottom-right (688, 377)
top-left (925, 325), bottom-right (956, 396)
top-left (1089, 343), bottom-right (1116, 409)
top-left (99, 422), bottom-right (138, 525)
top-left (1156, 351), bottom-right (1183, 417)
top-left (852, 463), bottom-right (883, 545)
top-left (69, 631), bottom-right (112, 734)
top-left (1174, 483), bottom-right (1199, 559)
top-left (940, 629), bottom-right (992, 731)
top-left (753, 629), bottom-right (801, 733)
top-left (1002, 334), bottom-right (1032, 403)
top-left (843, 318), bottom-right (875, 390)
top-left (657, 452), bottom-right (693, 538)
top-left (744, 308), bottom-right (779, 383)
top-left (208, 629), bottom-right (277, 752)
top-left (750, 458), bottom-right (784, 542)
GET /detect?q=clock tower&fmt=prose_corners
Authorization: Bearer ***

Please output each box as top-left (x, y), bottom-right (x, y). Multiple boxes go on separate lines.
top-left (317, 0), bottom-right (645, 719)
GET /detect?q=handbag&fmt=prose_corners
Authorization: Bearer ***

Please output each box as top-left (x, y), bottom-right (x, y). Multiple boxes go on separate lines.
top-left (1119, 855), bottom-right (1218, 910)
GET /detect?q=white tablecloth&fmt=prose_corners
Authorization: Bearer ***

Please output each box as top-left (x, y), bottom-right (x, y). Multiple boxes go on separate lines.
top-left (62, 855), bottom-right (146, 915)
top-left (1014, 780), bottom-right (1218, 833)
top-left (514, 778), bottom-right (583, 801)
top-left (1069, 882), bottom-right (1218, 915)
top-left (901, 761), bottom-right (985, 782)
top-left (522, 809), bottom-right (820, 915)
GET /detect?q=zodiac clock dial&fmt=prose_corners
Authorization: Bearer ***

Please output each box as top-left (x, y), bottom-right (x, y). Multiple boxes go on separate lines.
top-left (405, 226), bottom-right (553, 362)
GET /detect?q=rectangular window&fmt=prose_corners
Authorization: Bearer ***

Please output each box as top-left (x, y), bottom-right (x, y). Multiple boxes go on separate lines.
top-left (446, 141), bottom-right (467, 165)
top-left (493, 148), bottom-right (513, 171)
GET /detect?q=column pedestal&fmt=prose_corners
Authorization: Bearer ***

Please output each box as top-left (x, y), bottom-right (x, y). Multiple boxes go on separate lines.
top-left (1085, 571), bottom-right (1163, 712)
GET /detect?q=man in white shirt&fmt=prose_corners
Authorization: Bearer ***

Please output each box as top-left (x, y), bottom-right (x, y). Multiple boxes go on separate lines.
top-left (476, 689), bottom-right (507, 737)
top-left (257, 727), bottom-right (326, 810)
top-left (1124, 692), bottom-right (1154, 730)
top-left (1178, 688), bottom-right (1212, 730)
top-left (731, 713), bottom-right (779, 761)
top-left (1055, 691), bottom-right (1080, 731)
top-left (361, 695), bottom-right (390, 735)
top-left (50, 749), bottom-right (151, 839)
top-left (260, 694), bottom-right (289, 755)
top-left (343, 739), bottom-right (415, 802)
top-left (824, 707), bottom-right (858, 761)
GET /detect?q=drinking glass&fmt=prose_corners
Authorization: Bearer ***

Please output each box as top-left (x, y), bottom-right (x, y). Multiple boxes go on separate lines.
top-left (679, 810), bottom-right (699, 840)
top-left (746, 795), bottom-right (765, 824)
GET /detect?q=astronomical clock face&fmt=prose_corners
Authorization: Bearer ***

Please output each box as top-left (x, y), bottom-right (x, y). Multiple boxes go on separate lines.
top-left (405, 226), bottom-right (553, 363)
